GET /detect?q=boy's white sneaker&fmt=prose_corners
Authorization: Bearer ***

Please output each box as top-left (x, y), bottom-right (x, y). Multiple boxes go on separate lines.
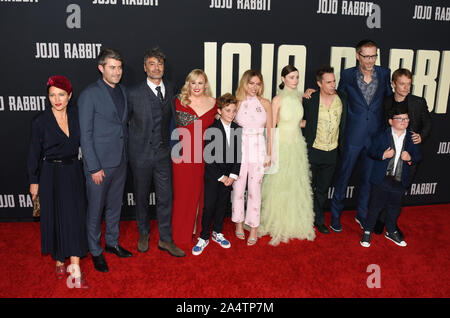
top-left (212, 232), bottom-right (231, 249)
top-left (192, 238), bottom-right (209, 256)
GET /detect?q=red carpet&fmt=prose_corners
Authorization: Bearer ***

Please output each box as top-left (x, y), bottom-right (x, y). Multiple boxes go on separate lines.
top-left (1, 204), bottom-right (449, 298)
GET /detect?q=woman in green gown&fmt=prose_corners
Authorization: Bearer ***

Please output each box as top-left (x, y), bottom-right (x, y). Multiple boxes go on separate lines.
top-left (259, 65), bottom-right (316, 245)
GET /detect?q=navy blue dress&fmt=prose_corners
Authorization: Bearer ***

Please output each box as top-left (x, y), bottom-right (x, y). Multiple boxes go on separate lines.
top-left (27, 105), bottom-right (88, 261)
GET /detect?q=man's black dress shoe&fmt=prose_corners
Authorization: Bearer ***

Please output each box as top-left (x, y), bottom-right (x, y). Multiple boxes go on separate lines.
top-left (105, 244), bottom-right (133, 258)
top-left (315, 224), bottom-right (330, 234)
top-left (92, 253), bottom-right (109, 273)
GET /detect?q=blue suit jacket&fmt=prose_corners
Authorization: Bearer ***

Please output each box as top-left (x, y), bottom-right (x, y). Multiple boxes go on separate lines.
top-left (78, 78), bottom-right (128, 173)
top-left (338, 65), bottom-right (392, 148)
top-left (368, 127), bottom-right (421, 188)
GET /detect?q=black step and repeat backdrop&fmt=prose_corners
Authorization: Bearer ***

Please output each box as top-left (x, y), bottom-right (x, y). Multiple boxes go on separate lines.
top-left (1, 0), bottom-right (449, 221)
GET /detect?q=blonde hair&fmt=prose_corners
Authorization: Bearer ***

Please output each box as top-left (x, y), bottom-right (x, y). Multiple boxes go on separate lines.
top-left (180, 69), bottom-right (212, 106)
top-left (235, 69), bottom-right (264, 102)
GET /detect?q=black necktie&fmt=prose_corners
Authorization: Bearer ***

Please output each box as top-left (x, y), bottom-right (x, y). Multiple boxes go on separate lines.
top-left (155, 86), bottom-right (163, 102)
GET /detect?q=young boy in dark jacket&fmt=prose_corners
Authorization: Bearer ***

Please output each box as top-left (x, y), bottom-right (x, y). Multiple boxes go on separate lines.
top-left (360, 104), bottom-right (421, 248)
top-left (192, 93), bottom-right (242, 255)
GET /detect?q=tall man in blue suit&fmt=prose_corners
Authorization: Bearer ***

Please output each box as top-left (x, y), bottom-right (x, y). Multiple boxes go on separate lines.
top-left (78, 48), bottom-right (132, 273)
top-left (330, 39), bottom-right (393, 232)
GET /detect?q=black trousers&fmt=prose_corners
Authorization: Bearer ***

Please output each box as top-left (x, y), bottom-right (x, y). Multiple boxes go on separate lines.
top-left (378, 163), bottom-right (418, 224)
top-left (200, 175), bottom-right (231, 240)
top-left (130, 152), bottom-right (173, 243)
top-left (365, 177), bottom-right (405, 234)
top-left (308, 148), bottom-right (338, 226)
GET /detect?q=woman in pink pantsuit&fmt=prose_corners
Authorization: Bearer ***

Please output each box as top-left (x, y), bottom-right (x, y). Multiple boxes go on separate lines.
top-left (232, 70), bottom-right (272, 246)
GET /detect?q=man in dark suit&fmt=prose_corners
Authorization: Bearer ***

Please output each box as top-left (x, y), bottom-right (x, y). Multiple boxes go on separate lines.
top-left (78, 48), bottom-right (132, 273)
top-left (303, 66), bottom-right (347, 234)
top-left (330, 39), bottom-right (393, 232)
top-left (374, 68), bottom-right (432, 235)
top-left (127, 47), bottom-right (185, 257)
top-left (384, 68), bottom-right (432, 152)
top-left (360, 104), bottom-right (421, 247)
top-left (192, 93), bottom-right (242, 255)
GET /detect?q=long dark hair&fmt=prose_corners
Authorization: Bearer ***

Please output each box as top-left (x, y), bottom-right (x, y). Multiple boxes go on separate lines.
top-left (279, 65), bottom-right (298, 90)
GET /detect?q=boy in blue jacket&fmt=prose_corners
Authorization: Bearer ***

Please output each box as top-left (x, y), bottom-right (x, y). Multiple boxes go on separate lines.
top-left (360, 104), bottom-right (421, 247)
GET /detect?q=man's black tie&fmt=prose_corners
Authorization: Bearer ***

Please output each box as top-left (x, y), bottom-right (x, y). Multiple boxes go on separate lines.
top-left (155, 86), bottom-right (164, 102)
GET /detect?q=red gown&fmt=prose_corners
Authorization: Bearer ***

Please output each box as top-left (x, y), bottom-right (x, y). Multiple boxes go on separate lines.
top-left (172, 97), bottom-right (217, 246)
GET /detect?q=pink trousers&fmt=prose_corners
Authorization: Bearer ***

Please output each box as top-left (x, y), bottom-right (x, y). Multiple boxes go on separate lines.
top-left (232, 133), bottom-right (265, 228)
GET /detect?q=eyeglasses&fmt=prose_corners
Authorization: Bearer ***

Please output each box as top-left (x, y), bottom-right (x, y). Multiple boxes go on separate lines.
top-left (358, 53), bottom-right (378, 60)
top-left (392, 117), bottom-right (410, 122)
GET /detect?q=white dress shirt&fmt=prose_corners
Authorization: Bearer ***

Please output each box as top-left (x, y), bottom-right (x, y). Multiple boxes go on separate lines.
top-left (146, 78), bottom-right (165, 99)
top-left (218, 119), bottom-right (238, 182)
top-left (392, 129), bottom-right (406, 174)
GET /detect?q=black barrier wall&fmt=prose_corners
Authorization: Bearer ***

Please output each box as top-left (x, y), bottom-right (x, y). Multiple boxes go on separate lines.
top-left (0, 0), bottom-right (449, 220)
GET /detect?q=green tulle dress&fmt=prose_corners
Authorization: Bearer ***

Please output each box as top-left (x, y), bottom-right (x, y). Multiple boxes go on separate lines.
top-left (259, 88), bottom-right (316, 245)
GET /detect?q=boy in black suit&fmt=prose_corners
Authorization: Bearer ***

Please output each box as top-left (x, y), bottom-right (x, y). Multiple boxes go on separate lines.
top-left (360, 104), bottom-right (421, 248)
top-left (192, 94), bottom-right (242, 256)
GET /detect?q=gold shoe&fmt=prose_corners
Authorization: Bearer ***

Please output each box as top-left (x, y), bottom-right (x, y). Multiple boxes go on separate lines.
top-left (235, 231), bottom-right (245, 240)
top-left (247, 237), bottom-right (258, 246)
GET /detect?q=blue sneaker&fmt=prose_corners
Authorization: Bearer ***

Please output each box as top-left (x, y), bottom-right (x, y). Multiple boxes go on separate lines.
top-left (192, 238), bottom-right (209, 256)
top-left (330, 218), bottom-right (342, 233)
top-left (212, 232), bottom-right (231, 249)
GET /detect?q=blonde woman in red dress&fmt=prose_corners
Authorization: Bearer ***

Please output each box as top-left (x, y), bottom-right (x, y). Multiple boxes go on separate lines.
top-left (171, 69), bottom-right (217, 247)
